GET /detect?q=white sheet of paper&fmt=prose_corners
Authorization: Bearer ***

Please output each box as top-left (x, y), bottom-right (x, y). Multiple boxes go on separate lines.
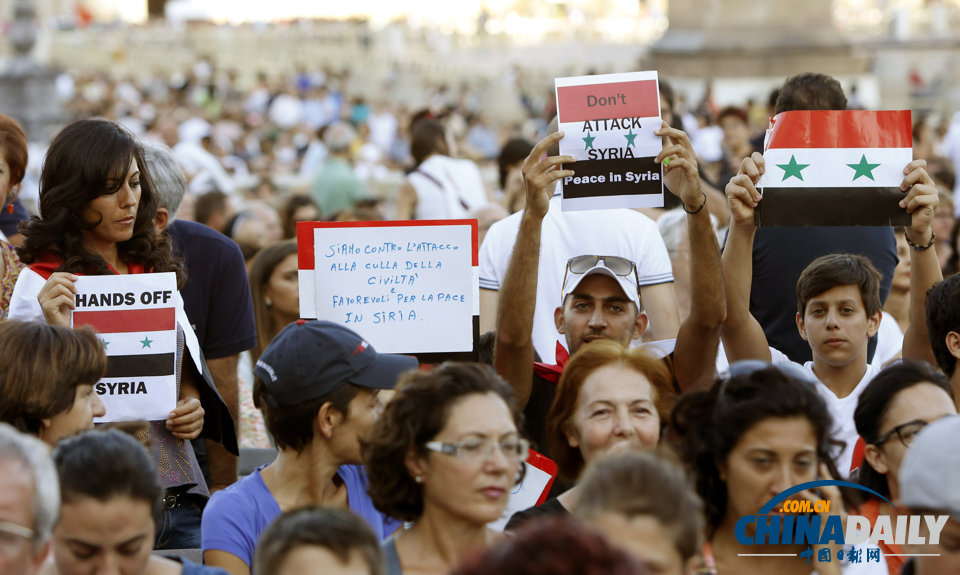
top-left (555, 71), bottom-right (664, 211)
top-left (488, 460), bottom-right (554, 532)
top-left (312, 223), bottom-right (476, 354)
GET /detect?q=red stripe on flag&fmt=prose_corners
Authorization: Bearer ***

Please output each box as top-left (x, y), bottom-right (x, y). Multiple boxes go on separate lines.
top-left (557, 80), bottom-right (659, 123)
top-left (766, 110), bottom-right (912, 150)
top-left (74, 308), bottom-right (175, 334)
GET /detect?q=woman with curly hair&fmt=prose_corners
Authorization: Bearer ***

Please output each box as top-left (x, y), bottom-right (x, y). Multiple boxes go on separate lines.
top-left (364, 363), bottom-right (527, 575)
top-left (8, 118), bottom-right (236, 550)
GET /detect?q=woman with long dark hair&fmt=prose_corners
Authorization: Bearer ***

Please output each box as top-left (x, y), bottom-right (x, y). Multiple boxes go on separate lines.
top-left (8, 118), bottom-right (236, 549)
top-left (671, 361), bottom-right (879, 575)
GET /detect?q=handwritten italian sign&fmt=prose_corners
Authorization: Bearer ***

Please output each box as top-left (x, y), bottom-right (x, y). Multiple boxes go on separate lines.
top-left (555, 71), bottom-right (663, 211)
top-left (71, 273), bottom-right (178, 423)
top-left (297, 220), bottom-right (479, 357)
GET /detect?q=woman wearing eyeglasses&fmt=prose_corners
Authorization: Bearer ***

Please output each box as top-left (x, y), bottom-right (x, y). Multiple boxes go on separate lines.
top-left (853, 361), bottom-right (956, 575)
top-left (671, 361), bottom-right (882, 575)
top-left (505, 339), bottom-right (675, 530)
top-left (364, 363), bottom-right (527, 575)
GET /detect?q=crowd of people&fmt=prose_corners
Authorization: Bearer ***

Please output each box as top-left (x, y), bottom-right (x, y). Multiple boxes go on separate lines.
top-left (2, 62), bottom-right (960, 575)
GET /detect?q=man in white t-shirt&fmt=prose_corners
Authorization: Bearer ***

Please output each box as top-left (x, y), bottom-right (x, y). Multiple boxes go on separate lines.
top-left (495, 127), bottom-right (725, 453)
top-left (723, 152), bottom-right (942, 475)
top-left (479, 158), bottom-right (680, 363)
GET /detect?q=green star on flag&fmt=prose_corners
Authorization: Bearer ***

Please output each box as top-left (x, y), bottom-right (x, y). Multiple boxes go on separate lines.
top-left (847, 154), bottom-right (881, 181)
top-left (624, 129), bottom-right (637, 147)
top-left (583, 131), bottom-right (596, 150)
top-left (777, 155), bottom-right (810, 182)
top-left (101, 338), bottom-right (109, 349)
top-left (140, 336), bottom-right (153, 349)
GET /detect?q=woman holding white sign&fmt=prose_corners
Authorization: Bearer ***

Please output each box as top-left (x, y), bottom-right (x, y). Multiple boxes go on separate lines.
top-left (8, 118), bottom-right (237, 550)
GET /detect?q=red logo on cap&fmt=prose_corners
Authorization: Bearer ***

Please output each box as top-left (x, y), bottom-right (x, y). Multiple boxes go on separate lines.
top-left (352, 341), bottom-right (369, 356)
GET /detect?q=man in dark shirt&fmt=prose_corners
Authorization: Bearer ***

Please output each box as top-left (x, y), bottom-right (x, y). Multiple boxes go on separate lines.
top-left (144, 140), bottom-right (255, 492)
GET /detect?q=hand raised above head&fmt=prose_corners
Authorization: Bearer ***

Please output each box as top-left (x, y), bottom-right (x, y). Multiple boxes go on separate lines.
top-left (899, 159), bottom-right (939, 245)
top-left (738, 151), bottom-right (766, 185)
top-left (520, 132), bottom-right (576, 220)
top-left (655, 123), bottom-right (701, 210)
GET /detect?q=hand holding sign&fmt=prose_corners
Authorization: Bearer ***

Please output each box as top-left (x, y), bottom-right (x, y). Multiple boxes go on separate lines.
top-left (899, 159), bottom-right (939, 245)
top-left (37, 272), bottom-right (79, 327)
top-left (655, 124), bottom-right (701, 211)
top-left (725, 152), bottom-right (765, 227)
top-left (521, 132), bottom-right (576, 220)
top-left (167, 396), bottom-right (204, 440)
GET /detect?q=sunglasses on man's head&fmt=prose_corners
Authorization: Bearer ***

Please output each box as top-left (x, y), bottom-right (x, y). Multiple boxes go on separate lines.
top-left (562, 255), bottom-right (640, 303)
top-left (565, 255), bottom-right (637, 277)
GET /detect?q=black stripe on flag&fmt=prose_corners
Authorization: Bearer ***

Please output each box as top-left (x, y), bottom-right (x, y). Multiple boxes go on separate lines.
top-left (105, 353), bottom-right (176, 378)
top-left (755, 187), bottom-right (912, 227)
top-left (562, 156), bottom-right (661, 199)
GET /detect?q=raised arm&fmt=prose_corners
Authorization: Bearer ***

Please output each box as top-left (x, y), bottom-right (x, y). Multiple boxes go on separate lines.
top-left (494, 133), bottom-right (574, 408)
top-left (657, 125), bottom-right (726, 391)
top-left (721, 152), bottom-right (773, 362)
top-left (640, 283), bottom-right (681, 342)
top-left (900, 159), bottom-right (942, 363)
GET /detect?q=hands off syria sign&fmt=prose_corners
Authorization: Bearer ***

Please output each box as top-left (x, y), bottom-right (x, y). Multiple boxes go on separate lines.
top-left (555, 71), bottom-right (664, 211)
top-left (71, 273), bottom-right (178, 423)
top-left (756, 110), bottom-right (913, 226)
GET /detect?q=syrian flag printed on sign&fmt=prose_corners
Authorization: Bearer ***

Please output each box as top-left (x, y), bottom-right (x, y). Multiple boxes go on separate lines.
top-left (71, 273), bottom-right (179, 423)
top-left (555, 71), bottom-right (663, 211)
top-left (756, 110), bottom-right (913, 226)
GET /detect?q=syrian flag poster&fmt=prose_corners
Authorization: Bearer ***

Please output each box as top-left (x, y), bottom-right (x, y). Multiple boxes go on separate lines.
top-left (71, 273), bottom-right (178, 423)
top-left (756, 110), bottom-right (913, 226)
top-left (555, 70), bottom-right (663, 211)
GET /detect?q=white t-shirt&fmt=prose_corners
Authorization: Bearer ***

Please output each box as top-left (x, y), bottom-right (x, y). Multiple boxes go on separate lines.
top-left (479, 193), bottom-right (673, 363)
top-left (800, 360), bottom-right (881, 477)
top-left (872, 311), bottom-right (904, 366)
top-left (407, 155), bottom-right (488, 220)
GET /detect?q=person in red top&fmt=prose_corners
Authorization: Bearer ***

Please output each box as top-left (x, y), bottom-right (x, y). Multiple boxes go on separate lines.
top-left (8, 118), bottom-right (237, 549)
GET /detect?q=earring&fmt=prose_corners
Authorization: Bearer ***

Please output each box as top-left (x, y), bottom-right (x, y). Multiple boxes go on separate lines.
top-left (265, 298), bottom-right (273, 308)
top-left (414, 475), bottom-right (422, 484)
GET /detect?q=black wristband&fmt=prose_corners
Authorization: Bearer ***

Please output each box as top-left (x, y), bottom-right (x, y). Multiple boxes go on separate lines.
top-left (905, 230), bottom-right (936, 251)
top-left (683, 190), bottom-right (707, 215)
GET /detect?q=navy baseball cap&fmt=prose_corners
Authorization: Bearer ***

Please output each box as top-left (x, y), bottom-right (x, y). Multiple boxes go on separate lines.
top-left (254, 320), bottom-right (419, 408)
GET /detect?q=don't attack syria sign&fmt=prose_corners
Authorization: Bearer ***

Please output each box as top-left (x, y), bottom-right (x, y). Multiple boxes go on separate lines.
top-left (736, 480), bottom-right (948, 565)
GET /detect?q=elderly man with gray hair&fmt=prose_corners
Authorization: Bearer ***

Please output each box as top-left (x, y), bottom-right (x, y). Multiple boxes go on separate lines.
top-left (0, 423), bottom-right (59, 575)
top-left (311, 122), bottom-right (367, 218)
top-left (141, 141), bottom-right (253, 509)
